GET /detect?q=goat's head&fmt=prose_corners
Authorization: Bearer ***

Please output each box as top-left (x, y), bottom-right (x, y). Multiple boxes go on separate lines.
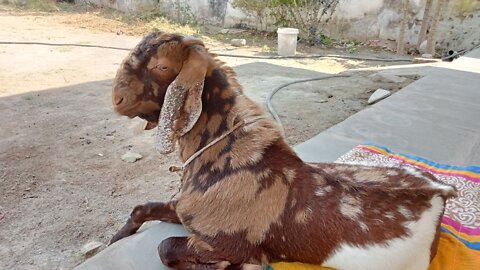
top-left (112, 31), bottom-right (211, 154)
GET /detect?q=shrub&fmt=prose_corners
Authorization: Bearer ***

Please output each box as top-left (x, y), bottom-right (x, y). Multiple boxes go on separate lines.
top-left (232, 0), bottom-right (340, 44)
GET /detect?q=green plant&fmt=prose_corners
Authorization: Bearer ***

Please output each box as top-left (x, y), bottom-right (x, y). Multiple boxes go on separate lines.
top-left (319, 34), bottom-right (333, 45)
top-left (110, 0), bottom-right (197, 27)
top-left (11, 0), bottom-right (59, 12)
top-left (170, 0), bottom-right (197, 25)
top-left (272, 0), bottom-right (340, 44)
top-left (262, 44), bottom-right (276, 52)
top-left (233, 0), bottom-right (340, 44)
top-left (342, 39), bottom-right (361, 53)
top-left (5, 0), bottom-right (82, 12)
top-left (454, 0), bottom-right (478, 17)
top-left (152, 0), bottom-right (197, 26)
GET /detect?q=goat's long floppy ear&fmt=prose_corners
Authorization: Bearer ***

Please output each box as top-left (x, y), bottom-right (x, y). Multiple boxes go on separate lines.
top-left (156, 45), bottom-right (208, 154)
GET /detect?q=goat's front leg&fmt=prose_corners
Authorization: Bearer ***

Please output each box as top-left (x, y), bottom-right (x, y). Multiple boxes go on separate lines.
top-left (159, 236), bottom-right (262, 270)
top-left (110, 201), bottom-right (180, 244)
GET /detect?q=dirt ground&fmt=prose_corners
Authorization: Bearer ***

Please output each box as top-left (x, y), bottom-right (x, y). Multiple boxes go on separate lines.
top-left (0, 8), bottom-right (417, 270)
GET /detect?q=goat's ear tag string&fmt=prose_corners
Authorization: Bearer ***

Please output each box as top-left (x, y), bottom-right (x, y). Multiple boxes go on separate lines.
top-left (166, 116), bottom-right (262, 199)
top-left (166, 116), bottom-right (264, 174)
top-left (169, 165), bottom-right (183, 172)
top-left (166, 119), bottom-right (248, 200)
top-left (168, 165), bottom-right (184, 200)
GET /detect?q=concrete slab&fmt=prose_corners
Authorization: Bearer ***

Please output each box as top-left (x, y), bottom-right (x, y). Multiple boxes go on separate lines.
top-left (74, 49), bottom-right (480, 270)
top-left (295, 49), bottom-right (480, 166)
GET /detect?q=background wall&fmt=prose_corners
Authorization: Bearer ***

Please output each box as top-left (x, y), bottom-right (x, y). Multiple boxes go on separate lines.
top-left (79, 0), bottom-right (480, 52)
top-left (78, 0), bottom-right (156, 12)
top-left (326, 0), bottom-right (480, 52)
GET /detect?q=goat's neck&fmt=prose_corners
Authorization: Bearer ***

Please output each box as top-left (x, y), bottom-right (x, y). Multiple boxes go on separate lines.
top-left (177, 67), bottom-right (245, 161)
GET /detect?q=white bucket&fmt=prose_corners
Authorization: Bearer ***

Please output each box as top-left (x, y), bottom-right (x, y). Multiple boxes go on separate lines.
top-left (277, 28), bottom-right (299, 56)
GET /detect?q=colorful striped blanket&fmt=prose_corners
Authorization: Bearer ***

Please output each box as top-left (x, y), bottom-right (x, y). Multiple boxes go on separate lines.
top-left (270, 144), bottom-right (479, 270)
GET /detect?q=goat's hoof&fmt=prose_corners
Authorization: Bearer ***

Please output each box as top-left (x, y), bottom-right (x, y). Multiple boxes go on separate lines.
top-left (109, 231), bottom-right (131, 246)
top-left (215, 261), bottom-right (231, 270)
top-left (240, 264), bottom-right (263, 270)
top-left (108, 235), bottom-right (122, 246)
top-left (226, 263), bottom-right (263, 270)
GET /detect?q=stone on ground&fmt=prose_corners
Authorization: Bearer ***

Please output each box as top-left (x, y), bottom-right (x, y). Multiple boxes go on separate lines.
top-left (231, 39), bottom-right (246, 47)
top-left (82, 241), bottom-right (105, 258)
top-left (121, 152), bottom-right (142, 163)
top-left (368, 89), bottom-right (391, 104)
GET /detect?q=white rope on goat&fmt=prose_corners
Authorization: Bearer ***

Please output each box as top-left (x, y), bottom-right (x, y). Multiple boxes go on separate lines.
top-left (168, 116), bottom-right (266, 173)
top-left (168, 116), bottom-right (265, 199)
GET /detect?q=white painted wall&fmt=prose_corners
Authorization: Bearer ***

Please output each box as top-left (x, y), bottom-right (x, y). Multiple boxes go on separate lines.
top-left (324, 0), bottom-right (480, 51)
top-left (79, 0), bottom-right (157, 12)
top-left (78, 0), bottom-right (480, 52)
top-left (334, 0), bottom-right (385, 19)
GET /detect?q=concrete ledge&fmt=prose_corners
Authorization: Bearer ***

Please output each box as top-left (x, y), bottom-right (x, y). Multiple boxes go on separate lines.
top-left (296, 49), bottom-right (480, 166)
top-left (75, 222), bottom-right (188, 270)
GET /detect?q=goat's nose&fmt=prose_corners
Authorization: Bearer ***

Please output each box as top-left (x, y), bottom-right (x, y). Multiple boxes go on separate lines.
top-left (114, 95), bottom-right (124, 106)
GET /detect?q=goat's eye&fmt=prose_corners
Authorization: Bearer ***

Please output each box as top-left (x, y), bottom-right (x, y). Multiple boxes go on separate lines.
top-left (156, 65), bottom-right (168, 71)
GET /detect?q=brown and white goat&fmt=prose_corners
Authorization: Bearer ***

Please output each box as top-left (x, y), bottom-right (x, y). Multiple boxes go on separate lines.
top-left (110, 32), bottom-right (456, 270)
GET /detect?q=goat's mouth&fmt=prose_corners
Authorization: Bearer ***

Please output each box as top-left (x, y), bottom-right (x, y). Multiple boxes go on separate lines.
top-left (114, 103), bottom-right (141, 118)
top-left (114, 101), bottom-right (161, 130)
top-left (138, 111), bottom-right (160, 130)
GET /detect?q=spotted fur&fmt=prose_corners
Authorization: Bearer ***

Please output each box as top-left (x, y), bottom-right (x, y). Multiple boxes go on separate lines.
top-left (110, 32), bottom-right (456, 270)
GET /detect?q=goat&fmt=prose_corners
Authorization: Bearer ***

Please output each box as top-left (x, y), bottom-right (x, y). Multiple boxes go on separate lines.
top-left (110, 31), bottom-right (456, 270)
